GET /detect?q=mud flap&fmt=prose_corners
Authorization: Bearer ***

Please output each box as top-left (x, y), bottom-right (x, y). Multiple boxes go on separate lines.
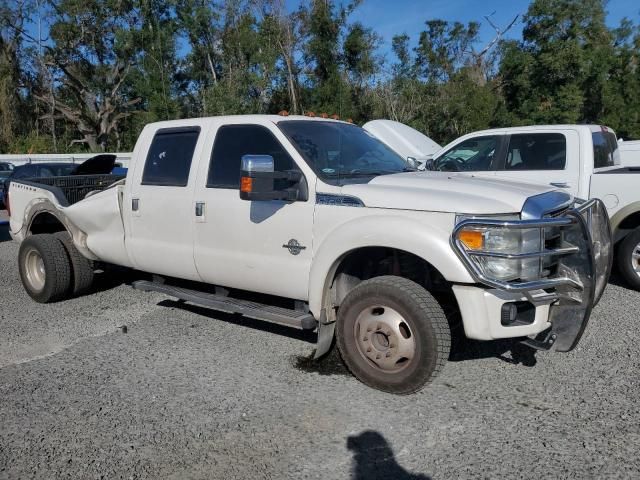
top-left (314, 311), bottom-right (336, 359)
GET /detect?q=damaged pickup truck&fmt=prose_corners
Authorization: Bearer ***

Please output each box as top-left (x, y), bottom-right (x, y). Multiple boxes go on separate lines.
top-left (8, 115), bottom-right (612, 394)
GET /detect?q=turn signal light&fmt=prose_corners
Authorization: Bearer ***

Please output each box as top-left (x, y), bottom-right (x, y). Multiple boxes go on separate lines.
top-left (240, 176), bottom-right (253, 193)
top-left (458, 229), bottom-right (484, 250)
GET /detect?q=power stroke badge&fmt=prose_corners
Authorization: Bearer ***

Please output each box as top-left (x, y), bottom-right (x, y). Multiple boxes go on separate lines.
top-left (283, 239), bottom-right (306, 255)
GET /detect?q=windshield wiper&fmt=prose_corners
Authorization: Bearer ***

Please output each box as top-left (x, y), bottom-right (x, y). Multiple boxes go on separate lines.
top-left (327, 170), bottom-right (406, 177)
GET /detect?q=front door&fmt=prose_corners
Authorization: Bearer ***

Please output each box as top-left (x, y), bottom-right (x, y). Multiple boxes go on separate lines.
top-left (433, 134), bottom-right (504, 178)
top-left (192, 121), bottom-right (315, 300)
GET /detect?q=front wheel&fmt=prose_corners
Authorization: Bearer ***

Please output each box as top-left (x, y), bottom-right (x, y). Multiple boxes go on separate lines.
top-left (616, 228), bottom-right (640, 291)
top-left (336, 276), bottom-right (451, 395)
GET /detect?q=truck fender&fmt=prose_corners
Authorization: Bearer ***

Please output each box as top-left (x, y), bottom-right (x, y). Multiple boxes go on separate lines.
top-left (609, 202), bottom-right (640, 241)
top-left (17, 197), bottom-right (97, 261)
top-left (308, 214), bottom-right (473, 317)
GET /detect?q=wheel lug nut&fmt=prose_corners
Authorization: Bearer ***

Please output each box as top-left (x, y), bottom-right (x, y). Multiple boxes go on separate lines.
top-left (367, 327), bottom-right (372, 332)
top-left (389, 344), bottom-right (395, 348)
top-left (386, 352), bottom-right (392, 358)
top-left (363, 336), bottom-right (368, 341)
top-left (376, 354), bottom-right (381, 359)
top-left (367, 347), bottom-right (371, 353)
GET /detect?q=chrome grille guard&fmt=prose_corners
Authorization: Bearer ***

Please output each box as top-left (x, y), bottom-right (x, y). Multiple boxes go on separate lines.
top-left (451, 199), bottom-right (611, 297)
top-left (451, 198), bottom-right (613, 352)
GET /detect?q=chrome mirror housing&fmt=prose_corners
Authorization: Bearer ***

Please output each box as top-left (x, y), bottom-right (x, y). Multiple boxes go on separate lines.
top-left (241, 154), bottom-right (274, 174)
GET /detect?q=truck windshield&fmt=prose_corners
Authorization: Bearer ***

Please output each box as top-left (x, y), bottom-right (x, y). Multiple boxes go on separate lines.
top-left (592, 130), bottom-right (619, 168)
top-left (278, 120), bottom-right (412, 182)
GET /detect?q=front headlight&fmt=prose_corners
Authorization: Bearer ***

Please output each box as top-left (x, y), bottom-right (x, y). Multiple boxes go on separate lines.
top-left (455, 215), bottom-right (542, 281)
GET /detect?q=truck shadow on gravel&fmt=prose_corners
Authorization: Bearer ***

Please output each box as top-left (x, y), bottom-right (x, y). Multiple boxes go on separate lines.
top-left (449, 337), bottom-right (538, 367)
top-left (0, 224), bottom-right (11, 242)
top-left (606, 267), bottom-right (636, 291)
top-left (292, 335), bottom-right (538, 379)
top-left (347, 430), bottom-right (431, 479)
top-left (157, 299), bottom-right (318, 344)
top-left (89, 270), bottom-right (537, 374)
top-left (90, 267), bottom-right (147, 294)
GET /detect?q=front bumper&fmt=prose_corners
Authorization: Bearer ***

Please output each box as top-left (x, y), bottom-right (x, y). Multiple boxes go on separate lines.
top-left (451, 199), bottom-right (612, 351)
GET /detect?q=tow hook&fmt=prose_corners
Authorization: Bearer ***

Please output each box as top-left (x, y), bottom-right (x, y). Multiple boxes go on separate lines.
top-left (521, 328), bottom-right (558, 351)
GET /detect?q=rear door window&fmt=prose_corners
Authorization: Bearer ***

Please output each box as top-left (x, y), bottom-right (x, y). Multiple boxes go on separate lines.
top-left (435, 136), bottom-right (499, 171)
top-left (592, 130), bottom-right (619, 168)
top-left (142, 127), bottom-right (200, 186)
top-left (503, 133), bottom-right (566, 170)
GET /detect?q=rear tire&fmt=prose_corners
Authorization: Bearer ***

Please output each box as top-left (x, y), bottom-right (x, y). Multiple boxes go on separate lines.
top-left (336, 276), bottom-right (451, 395)
top-left (18, 234), bottom-right (72, 303)
top-left (616, 228), bottom-right (640, 291)
top-left (54, 231), bottom-right (94, 296)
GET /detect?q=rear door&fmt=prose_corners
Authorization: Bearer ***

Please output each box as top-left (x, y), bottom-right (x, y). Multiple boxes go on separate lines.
top-left (126, 124), bottom-right (205, 281)
top-left (493, 130), bottom-right (581, 196)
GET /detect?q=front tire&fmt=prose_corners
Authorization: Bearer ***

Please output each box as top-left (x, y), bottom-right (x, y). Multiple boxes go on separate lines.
top-left (18, 234), bottom-right (72, 303)
top-left (336, 276), bottom-right (451, 395)
top-left (616, 228), bottom-right (640, 291)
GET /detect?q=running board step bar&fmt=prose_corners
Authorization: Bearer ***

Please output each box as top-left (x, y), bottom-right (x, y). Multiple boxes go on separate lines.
top-left (132, 280), bottom-right (317, 330)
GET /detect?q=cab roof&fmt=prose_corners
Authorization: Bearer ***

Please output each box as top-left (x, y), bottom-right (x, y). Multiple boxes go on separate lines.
top-left (147, 114), bottom-right (351, 129)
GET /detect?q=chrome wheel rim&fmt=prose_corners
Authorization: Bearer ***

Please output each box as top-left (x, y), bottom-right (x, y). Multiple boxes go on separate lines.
top-left (24, 248), bottom-right (46, 292)
top-left (353, 305), bottom-right (416, 373)
top-left (632, 242), bottom-right (640, 278)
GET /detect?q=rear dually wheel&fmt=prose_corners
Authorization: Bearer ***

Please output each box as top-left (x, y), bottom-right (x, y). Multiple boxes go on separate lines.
top-left (18, 234), bottom-right (72, 303)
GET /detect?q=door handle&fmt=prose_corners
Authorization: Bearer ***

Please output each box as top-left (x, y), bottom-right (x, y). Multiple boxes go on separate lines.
top-left (550, 182), bottom-right (570, 188)
top-left (195, 201), bottom-right (205, 217)
top-left (132, 198), bottom-right (139, 211)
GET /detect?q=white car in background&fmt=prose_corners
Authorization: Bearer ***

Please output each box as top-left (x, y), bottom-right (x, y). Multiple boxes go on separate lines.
top-left (366, 120), bottom-right (640, 290)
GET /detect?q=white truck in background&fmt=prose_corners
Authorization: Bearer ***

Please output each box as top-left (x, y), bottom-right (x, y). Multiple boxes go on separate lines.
top-left (366, 121), bottom-right (640, 290)
top-left (7, 115), bottom-right (611, 394)
top-left (618, 140), bottom-right (640, 168)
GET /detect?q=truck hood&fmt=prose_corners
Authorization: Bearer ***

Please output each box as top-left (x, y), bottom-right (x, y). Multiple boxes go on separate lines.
top-left (339, 172), bottom-right (561, 215)
top-left (363, 120), bottom-right (441, 161)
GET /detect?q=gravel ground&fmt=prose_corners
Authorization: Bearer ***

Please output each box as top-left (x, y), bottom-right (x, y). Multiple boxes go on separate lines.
top-left (0, 215), bottom-right (639, 479)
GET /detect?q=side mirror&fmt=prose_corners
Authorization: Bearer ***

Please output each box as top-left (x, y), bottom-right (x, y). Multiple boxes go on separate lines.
top-left (406, 156), bottom-right (420, 170)
top-left (239, 154), bottom-right (303, 201)
top-left (424, 158), bottom-right (435, 171)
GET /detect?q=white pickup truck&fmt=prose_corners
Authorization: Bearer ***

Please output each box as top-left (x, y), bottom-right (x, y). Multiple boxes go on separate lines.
top-left (619, 140), bottom-right (640, 168)
top-left (367, 121), bottom-right (640, 290)
top-left (8, 115), bottom-right (611, 394)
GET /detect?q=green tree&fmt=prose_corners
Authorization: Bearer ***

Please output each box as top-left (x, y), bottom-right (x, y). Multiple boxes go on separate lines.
top-left (600, 18), bottom-right (640, 139)
top-left (34, 0), bottom-right (144, 151)
top-left (0, 0), bottom-right (26, 151)
top-left (299, 0), bottom-right (353, 117)
top-left (499, 0), bottom-right (614, 124)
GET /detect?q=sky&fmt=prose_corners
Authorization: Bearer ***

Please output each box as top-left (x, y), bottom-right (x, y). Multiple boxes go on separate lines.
top-left (23, 0), bottom-right (640, 64)
top-left (287, 0), bottom-right (640, 62)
